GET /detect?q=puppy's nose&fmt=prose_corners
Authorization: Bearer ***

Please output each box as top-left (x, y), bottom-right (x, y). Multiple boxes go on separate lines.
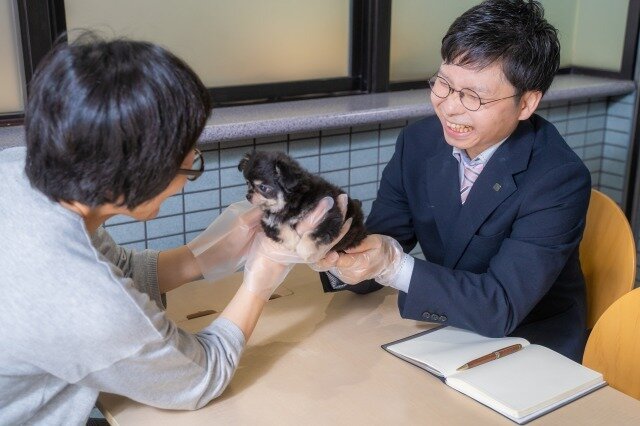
top-left (245, 193), bottom-right (252, 202)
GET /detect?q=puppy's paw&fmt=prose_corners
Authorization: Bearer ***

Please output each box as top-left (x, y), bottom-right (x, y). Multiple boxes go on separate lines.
top-left (296, 231), bottom-right (322, 262)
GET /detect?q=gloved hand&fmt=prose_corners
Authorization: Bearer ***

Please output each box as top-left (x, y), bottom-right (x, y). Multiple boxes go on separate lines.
top-left (295, 194), bottom-right (350, 263)
top-left (241, 195), bottom-right (352, 300)
top-left (186, 200), bottom-right (262, 282)
top-left (319, 234), bottom-right (405, 286)
top-left (296, 194), bottom-right (345, 234)
top-left (241, 233), bottom-right (294, 300)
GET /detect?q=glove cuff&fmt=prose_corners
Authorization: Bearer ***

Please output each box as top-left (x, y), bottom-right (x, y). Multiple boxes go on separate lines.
top-left (374, 236), bottom-right (406, 286)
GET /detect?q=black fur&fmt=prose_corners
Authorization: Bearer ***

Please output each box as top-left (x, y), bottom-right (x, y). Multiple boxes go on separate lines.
top-left (238, 150), bottom-right (367, 252)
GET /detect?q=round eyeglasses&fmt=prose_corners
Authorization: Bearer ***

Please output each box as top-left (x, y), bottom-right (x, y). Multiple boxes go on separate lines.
top-left (177, 148), bottom-right (204, 181)
top-left (428, 75), bottom-right (519, 112)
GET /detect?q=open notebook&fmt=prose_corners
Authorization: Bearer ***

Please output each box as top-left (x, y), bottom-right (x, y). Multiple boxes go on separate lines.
top-left (382, 326), bottom-right (605, 424)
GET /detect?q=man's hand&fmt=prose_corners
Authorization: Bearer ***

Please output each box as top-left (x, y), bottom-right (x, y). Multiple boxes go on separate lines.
top-left (241, 233), bottom-right (294, 300)
top-left (295, 194), bottom-right (347, 234)
top-left (242, 194), bottom-right (351, 299)
top-left (251, 194), bottom-right (352, 266)
top-left (315, 234), bottom-right (405, 286)
top-left (294, 194), bottom-right (350, 262)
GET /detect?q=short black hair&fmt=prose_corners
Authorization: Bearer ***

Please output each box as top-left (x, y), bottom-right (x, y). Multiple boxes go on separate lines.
top-left (25, 35), bottom-right (211, 208)
top-left (441, 0), bottom-right (560, 95)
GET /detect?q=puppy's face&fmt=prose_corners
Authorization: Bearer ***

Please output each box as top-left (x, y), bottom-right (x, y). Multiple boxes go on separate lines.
top-left (238, 151), bottom-right (299, 213)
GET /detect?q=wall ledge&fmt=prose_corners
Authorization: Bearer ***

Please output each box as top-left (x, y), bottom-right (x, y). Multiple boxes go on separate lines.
top-left (1, 74), bottom-right (635, 150)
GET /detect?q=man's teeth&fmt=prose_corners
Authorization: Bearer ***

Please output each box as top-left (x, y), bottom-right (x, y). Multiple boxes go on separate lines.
top-left (447, 122), bottom-right (473, 133)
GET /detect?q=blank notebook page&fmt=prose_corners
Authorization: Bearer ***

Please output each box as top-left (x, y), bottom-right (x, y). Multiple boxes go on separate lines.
top-left (387, 327), bottom-right (528, 377)
top-left (446, 345), bottom-right (604, 418)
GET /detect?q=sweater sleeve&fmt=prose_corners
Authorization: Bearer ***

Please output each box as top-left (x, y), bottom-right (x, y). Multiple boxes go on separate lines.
top-left (76, 313), bottom-right (246, 410)
top-left (91, 227), bottom-right (162, 309)
top-left (81, 229), bottom-right (249, 408)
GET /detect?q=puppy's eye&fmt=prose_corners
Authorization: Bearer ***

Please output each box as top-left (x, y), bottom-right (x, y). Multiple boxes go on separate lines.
top-left (258, 184), bottom-right (272, 193)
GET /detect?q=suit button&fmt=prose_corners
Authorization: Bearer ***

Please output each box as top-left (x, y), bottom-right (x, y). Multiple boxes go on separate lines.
top-left (439, 315), bottom-right (447, 322)
top-left (430, 313), bottom-right (439, 321)
top-left (422, 312), bottom-right (431, 320)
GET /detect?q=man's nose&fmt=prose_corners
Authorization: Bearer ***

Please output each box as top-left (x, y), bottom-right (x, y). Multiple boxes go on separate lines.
top-left (442, 92), bottom-right (466, 115)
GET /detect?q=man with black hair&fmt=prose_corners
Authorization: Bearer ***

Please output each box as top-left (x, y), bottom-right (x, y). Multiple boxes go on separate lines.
top-left (0, 38), bottom-right (341, 425)
top-left (319, 0), bottom-right (591, 362)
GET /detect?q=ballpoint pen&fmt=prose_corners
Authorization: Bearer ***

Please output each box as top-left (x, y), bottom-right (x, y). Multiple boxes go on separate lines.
top-left (456, 343), bottom-right (523, 371)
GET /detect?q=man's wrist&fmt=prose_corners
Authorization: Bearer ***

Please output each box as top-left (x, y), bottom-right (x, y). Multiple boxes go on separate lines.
top-left (375, 253), bottom-right (413, 292)
top-left (373, 236), bottom-right (408, 287)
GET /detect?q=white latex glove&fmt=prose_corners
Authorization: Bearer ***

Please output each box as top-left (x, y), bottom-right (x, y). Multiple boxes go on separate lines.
top-left (296, 195), bottom-right (344, 234)
top-left (241, 195), bottom-right (351, 300)
top-left (294, 194), bottom-right (349, 263)
top-left (187, 200), bottom-right (262, 281)
top-left (253, 194), bottom-right (351, 265)
top-left (322, 234), bottom-right (405, 285)
top-left (241, 233), bottom-right (295, 300)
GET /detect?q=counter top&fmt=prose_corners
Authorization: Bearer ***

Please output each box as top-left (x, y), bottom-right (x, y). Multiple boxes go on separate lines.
top-left (98, 265), bottom-right (640, 425)
top-left (0, 74), bottom-right (635, 150)
top-left (201, 74), bottom-right (635, 144)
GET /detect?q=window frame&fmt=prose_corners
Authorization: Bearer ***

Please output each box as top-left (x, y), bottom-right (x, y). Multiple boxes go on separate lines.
top-left (1, 0), bottom-right (638, 126)
top-left (208, 0), bottom-right (392, 105)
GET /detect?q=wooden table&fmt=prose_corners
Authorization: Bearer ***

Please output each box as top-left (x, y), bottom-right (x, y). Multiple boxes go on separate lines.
top-left (98, 265), bottom-right (640, 425)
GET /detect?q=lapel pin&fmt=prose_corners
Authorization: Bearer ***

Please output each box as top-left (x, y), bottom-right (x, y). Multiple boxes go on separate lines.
top-left (493, 183), bottom-right (502, 192)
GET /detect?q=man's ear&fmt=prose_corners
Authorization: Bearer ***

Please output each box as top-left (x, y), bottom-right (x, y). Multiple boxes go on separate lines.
top-left (275, 159), bottom-right (299, 193)
top-left (238, 152), bottom-right (252, 172)
top-left (518, 90), bottom-right (543, 121)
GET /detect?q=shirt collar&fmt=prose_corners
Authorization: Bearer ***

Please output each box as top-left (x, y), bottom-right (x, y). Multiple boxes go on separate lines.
top-left (452, 136), bottom-right (509, 166)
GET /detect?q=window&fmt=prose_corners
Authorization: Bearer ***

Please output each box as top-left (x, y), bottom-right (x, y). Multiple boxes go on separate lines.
top-left (2, 0), bottom-right (639, 125)
top-left (389, 0), bottom-right (638, 90)
top-left (65, 0), bottom-right (351, 88)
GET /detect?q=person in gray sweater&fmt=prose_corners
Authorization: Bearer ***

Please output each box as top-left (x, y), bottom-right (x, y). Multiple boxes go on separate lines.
top-left (0, 38), bottom-right (344, 425)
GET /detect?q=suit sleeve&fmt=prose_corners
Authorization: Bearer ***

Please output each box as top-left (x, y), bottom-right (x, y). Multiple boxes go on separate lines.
top-left (400, 161), bottom-right (590, 337)
top-left (367, 128), bottom-right (419, 251)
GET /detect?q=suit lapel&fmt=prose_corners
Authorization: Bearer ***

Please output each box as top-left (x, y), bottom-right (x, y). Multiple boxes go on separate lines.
top-left (442, 120), bottom-right (535, 268)
top-left (425, 148), bottom-right (462, 244)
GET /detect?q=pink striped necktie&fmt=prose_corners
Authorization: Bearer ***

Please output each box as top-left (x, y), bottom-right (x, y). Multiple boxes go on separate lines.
top-left (460, 161), bottom-right (485, 204)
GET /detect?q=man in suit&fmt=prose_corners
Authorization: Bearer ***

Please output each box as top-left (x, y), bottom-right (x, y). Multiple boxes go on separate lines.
top-left (318, 0), bottom-right (591, 362)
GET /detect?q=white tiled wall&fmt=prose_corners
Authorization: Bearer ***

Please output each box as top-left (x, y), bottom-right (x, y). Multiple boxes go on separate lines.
top-left (536, 93), bottom-right (635, 205)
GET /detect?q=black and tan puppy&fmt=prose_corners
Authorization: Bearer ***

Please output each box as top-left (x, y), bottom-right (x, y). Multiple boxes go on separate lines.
top-left (238, 150), bottom-right (367, 261)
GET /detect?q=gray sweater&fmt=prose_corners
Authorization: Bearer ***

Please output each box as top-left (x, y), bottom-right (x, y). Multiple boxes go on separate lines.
top-left (0, 147), bottom-right (245, 425)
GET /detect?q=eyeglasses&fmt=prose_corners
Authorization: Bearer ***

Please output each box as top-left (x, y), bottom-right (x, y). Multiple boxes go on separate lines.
top-left (428, 75), bottom-right (519, 111)
top-left (177, 148), bottom-right (204, 181)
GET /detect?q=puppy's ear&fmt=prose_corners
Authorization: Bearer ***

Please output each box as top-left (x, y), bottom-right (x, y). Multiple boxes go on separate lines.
top-left (275, 159), bottom-right (300, 193)
top-left (238, 152), bottom-right (252, 172)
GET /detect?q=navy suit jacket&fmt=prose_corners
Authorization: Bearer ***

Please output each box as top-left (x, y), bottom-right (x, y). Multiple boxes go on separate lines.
top-left (323, 114), bottom-right (591, 362)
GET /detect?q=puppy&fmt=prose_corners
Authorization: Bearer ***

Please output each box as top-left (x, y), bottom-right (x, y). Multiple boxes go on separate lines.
top-left (238, 150), bottom-right (367, 261)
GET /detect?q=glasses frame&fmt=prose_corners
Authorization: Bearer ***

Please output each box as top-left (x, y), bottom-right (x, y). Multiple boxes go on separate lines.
top-left (428, 75), bottom-right (520, 112)
top-left (177, 148), bottom-right (205, 181)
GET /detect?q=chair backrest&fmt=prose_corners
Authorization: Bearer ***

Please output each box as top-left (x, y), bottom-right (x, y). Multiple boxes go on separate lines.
top-left (583, 287), bottom-right (640, 400)
top-left (579, 189), bottom-right (636, 330)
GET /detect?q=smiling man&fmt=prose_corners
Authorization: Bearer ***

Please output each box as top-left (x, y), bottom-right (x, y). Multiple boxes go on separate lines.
top-left (319, 0), bottom-right (591, 362)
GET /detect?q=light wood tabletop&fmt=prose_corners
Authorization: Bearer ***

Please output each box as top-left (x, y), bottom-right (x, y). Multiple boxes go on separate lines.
top-left (98, 265), bottom-right (640, 425)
